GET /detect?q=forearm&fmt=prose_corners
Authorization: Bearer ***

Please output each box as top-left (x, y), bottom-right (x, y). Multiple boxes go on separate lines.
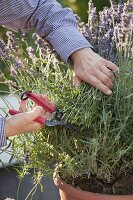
top-left (0, 117), bottom-right (7, 148)
top-left (0, 0), bottom-right (92, 62)
top-left (29, 0), bottom-right (92, 62)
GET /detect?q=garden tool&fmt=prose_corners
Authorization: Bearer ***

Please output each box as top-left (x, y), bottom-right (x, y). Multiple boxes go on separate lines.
top-left (9, 91), bottom-right (77, 131)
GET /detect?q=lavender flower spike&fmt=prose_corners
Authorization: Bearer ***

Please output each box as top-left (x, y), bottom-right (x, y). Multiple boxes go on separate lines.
top-left (119, 0), bottom-right (125, 5)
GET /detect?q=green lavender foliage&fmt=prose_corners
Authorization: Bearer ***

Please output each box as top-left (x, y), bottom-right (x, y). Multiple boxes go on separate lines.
top-left (0, 0), bottom-right (133, 186)
top-left (11, 52), bottom-right (133, 184)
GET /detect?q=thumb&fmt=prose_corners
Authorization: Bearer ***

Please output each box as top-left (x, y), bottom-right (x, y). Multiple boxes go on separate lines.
top-left (24, 106), bottom-right (45, 123)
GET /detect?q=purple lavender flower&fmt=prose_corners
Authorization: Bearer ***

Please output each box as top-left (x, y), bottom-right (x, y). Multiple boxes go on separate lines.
top-left (14, 59), bottom-right (21, 68)
top-left (26, 46), bottom-right (37, 63)
top-left (10, 65), bottom-right (17, 76)
top-left (6, 31), bottom-right (18, 52)
top-left (83, 0), bottom-right (133, 63)
top-left (119, 0), bottom-right (124, 5)
top-left (0, 39), bottom-right (10, 59)
top-left (24, 150), bottom-right (30, 165)
top-left (32, 33), bottom-right (46, 50)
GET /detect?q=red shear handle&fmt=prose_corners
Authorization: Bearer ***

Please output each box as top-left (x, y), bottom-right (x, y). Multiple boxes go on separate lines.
top-left (24, 91), bottom-right (55, 113)
top-left (9, 109), bottom-right (47, 125)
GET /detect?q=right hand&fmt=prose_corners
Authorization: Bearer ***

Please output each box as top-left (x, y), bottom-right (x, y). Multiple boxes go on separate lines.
top-left (5, 95), bottom-right (54, 137)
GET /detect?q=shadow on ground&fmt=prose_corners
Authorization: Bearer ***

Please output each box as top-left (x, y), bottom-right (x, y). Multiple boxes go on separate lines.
top-left (0, 166), bottom-right (60, 200)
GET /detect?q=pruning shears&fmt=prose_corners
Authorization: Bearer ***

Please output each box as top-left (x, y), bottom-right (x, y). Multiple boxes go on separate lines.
top-left (9, 91), bottom-right (77, 130)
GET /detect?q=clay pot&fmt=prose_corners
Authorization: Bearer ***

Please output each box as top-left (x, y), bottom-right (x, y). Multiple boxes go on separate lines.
top-left (54, 176), bottom-right (133, 200)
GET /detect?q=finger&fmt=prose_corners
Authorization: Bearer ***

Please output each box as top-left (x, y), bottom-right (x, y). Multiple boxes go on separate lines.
top-left (31, 94), bottom-right (49, 108)
top-left (19, 100), bottom-right (26, 112)
top-left (43, 111), bottom-right (52, 120)
top-left (73, 71), bottom-right (81, 88)
top-left (88, 75), bottom-right (112, 95)
top-left (100, 66), bottom-right (115, 79)
top-left (12, 106), bottom-right (45, 127)
top-left (40, 94), bottom-right (49, 104)
top-left (32, 94), bottom-right (55, 109)
top-left (39, 94), bottom-right (56, 110)
top-left (95, 70), bottom-right (113, 89)
top-left (105, 60), bottom-right (119, 71)
top-left (27, 106), bottom-right (45, 121)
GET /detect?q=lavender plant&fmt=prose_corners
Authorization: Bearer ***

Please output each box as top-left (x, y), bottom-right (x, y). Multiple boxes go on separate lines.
top-left (0, 0), bottom-right (133, 195)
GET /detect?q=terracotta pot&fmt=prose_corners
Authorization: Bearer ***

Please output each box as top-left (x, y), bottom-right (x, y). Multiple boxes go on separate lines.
top-left (54, 176), bottom-right (133, 200)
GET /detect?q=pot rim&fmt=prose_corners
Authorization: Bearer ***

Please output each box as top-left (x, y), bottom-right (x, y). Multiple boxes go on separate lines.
top-left (54, 174), bottom-right (133, 199)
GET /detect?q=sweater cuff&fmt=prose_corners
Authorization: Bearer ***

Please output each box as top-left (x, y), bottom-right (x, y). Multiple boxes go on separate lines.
top-left (48, 27), bottom-right (93, 63)
top-left (0, 117), bottom-right (7, 148)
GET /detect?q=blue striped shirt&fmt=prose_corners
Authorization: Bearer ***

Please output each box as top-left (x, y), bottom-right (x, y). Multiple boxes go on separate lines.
top-left (0, 0), bottom-right (92, 62)
top-left (0, 0), bottom-right (92, 147)
top-left (0, 117), bottom-right (6, 147)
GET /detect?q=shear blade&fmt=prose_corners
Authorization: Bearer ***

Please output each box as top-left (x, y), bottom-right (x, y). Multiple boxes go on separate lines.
top-left (45, 119), bottom-right (66, 126)
top-left (45, 120), bottom-right (77, 133)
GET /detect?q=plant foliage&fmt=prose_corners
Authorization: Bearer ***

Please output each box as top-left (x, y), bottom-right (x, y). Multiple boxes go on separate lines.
top-left (0, 0), bottom-right (133, 195)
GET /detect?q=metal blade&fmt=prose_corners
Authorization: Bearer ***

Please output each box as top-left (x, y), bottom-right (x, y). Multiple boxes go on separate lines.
top-left (45, 119), bottom-right (66, 126)
top-left (45, 119), bottom-right (78, 132)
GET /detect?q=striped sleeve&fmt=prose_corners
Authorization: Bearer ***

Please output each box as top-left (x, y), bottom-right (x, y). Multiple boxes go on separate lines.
top-left (29, 0), bottom-right (92, 63)
top-left (0, 0), bottom-right (92, 63)
top-left (0, 117), bottom-right (7, 148)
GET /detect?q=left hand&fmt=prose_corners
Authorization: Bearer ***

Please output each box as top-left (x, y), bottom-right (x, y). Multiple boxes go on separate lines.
top-left (71, 48), bottom-right (119, 95)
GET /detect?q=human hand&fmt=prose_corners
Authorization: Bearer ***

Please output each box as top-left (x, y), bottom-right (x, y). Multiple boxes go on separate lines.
top-left (71, 48), bottom-right (119, 95)
top-left (5, 96), bottom-right (53, 137)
